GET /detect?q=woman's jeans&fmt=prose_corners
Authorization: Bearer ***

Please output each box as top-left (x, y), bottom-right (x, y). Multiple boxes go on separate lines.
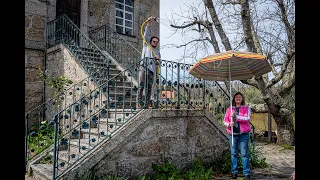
top-left (229, 133), bottom-right (250, 176)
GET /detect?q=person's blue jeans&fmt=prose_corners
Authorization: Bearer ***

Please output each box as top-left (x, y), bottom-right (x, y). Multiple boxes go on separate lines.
top-left (229, 133), bottom-right (250, 176)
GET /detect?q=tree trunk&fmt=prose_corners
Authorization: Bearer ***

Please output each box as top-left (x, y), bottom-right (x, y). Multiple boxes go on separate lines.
top-left (270, 107), bottom-right (295, 145)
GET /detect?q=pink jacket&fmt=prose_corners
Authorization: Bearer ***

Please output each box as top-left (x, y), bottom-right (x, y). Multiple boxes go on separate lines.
top-left (223, 105), bottom-right (251, 134)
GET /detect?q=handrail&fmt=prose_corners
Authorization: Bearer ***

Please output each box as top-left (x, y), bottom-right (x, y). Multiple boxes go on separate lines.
top-left (88, 25), bottom-right (142, 55)
top-left (26, 15), bottom-right (235, 179)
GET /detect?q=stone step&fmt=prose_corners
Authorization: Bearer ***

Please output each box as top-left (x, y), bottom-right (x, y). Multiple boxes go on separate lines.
top-left (84, 66), bottom-right (121, 75)
top-left (30, 164), bottom-right (53, 180)
top-left (99, 109), bottom-right (138, 118)
top-left (80, 60), bottom-right (117, 69)
top-left (80, 124), bottom-right (123, 137)
top-left (107, 91), bottom-right (137, 98)
top-left (103, 103), bottom-right (137, 110)
top-left (108, 86), bottom-right (137, 93)
top-left (97, 80), bottom-right (133, 87)
top-left (78, 56), bottom-right (106, 63)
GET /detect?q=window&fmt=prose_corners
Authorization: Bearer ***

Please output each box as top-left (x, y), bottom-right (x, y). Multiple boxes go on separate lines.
top-left (115, 0), bottom-right (133, 36)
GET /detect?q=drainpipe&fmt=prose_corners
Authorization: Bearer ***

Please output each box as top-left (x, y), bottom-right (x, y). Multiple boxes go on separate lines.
top-left (42, 0), bottom-right (49, 119)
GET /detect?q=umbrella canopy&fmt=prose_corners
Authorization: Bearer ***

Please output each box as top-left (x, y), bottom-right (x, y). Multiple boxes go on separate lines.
top-left (188, 50), bottom-right (272, 146)
top-left (189, 50), bottom-right (272, 81)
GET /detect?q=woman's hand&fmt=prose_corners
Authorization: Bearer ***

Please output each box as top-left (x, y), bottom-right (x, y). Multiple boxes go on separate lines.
top-left (229, 121), bottom-right (234, 127)
top-left (230, 111), bottom-right (234, 118)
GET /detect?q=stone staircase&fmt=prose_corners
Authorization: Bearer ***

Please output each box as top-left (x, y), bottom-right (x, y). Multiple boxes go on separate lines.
top-left (70, 45), bottom-right (138, 109)
top-left (26, 15), bottom-right (232, 179)
top-left (27, 44), bottom-right (140, 179)
top-left (28, 105), bottom-right (139, 179)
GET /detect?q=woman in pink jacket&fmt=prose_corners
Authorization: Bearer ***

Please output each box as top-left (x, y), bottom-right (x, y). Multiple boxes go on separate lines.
top-left (223, 92), bottom-right (251, 180)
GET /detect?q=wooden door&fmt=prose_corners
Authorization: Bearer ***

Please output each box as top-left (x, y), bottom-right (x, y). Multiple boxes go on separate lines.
top-left (56, 0), bottom-right (81, 27)
top-left (56, 0), bottom-right (81, 45)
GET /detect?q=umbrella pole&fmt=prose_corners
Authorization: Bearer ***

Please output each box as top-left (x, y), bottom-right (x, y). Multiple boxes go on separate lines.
top-left (229, 59), bottom-right (233, 147)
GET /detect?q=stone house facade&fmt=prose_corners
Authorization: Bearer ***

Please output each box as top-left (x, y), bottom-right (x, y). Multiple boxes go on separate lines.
top-left (25, 0), bottom-right (160, 112)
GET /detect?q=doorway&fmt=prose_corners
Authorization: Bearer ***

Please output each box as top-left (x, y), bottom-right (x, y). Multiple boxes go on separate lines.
top-left (56, 0), bottom-right (81, 27)
top-left (55, 0), bottom-right (81, 46)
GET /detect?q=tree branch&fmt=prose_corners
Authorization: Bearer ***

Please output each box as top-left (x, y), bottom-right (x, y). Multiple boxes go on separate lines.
top-left (175, 38), bottom-right (211, 48)
top-left (266, 52), bottom-right (295, 88)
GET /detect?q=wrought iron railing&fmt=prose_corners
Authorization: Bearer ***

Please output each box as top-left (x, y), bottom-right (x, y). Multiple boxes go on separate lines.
top-left (26, 14), bottom-right (115, 165)
top-left (88, 24), bottom-right (141, 71)
top-left (51, 60), bottom-right (141, 179)
top-left (88, 24), bottom-right (230, 112)
top-left (25, 14), bottom-right (244, 180)
top-left (25, 76), bottom-right (98, 165)
top-left (46, 14), bottom-right (111, 86)
top-left (49, 58), bottom-right (231, 179)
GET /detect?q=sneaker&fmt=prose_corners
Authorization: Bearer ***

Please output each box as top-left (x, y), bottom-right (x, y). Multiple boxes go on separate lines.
top-left (231, 174), bottom-right (237, 179)
top-left (244, 175), bottom-right (251, 180)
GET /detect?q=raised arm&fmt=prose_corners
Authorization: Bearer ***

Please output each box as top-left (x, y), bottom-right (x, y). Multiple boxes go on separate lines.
top-left (143, 24), bottom-right (151, 47)
top-left (143, 17), bottom-right (154, 47)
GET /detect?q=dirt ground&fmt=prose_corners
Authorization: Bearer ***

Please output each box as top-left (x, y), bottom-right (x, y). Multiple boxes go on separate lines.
top-left (214, 142), bottom-right (295, 180)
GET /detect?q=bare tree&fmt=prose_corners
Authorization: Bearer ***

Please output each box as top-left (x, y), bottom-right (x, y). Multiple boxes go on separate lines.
top-left (164, 0), bottom-right (295, 145)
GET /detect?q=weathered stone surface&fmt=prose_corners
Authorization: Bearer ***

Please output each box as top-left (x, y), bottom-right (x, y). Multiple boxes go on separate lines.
top-left (131, 138), bottom-right (165, 156)
top-left (25, 28), bottom-right (45, 42)
top-left (25, 82), bottom-right (43, 94)
top-left (25, 1), bottom-right (47, 15)
top-left (25, 96), bottom-right (43, 112)
top-left (32, 16), bottom-right (45, 29)
top-left (25, 68), bottom-right (42, 82)
top-left (25, 50), bottom-right (44, 68)
top-left (25, 0), bottom-right (160, 115)
top-left (58, 109), bottom-right (229, 179)
top-left (25, 15), bottom-right (30, 27)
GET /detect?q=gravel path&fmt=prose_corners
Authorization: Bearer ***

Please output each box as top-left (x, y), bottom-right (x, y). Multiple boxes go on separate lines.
top-left (250, 142), bottom-right (295, 179)
top-left (214, 142), bottom-right (295, 180)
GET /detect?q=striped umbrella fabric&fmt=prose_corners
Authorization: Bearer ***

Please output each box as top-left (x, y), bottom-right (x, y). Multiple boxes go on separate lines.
top-left (188, 50), bottom-right (272, 81)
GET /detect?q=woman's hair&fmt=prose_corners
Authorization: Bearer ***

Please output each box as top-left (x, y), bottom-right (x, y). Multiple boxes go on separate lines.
top-left (232, 92), bottom-right (245, 106)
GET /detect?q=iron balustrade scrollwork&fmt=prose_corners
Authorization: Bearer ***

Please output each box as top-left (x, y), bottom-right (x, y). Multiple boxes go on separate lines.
top-left (46, 14), bottom-right (111, 87)
top-left (88, 24), bottom-right (141, 76)
top-left (51, 60), bottom-right (142, 179)
top-left (25, 14), bottom-right (238, 179)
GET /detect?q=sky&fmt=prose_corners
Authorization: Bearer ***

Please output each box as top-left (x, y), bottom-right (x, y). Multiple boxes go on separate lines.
top-left (158, 0), bottom-right (278, 82)
top-left (159, 0), bottom-right (205, 64)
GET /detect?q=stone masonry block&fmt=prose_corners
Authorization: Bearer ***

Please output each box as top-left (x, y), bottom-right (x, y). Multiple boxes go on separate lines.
top-left (32, 15), bottom-right (45, 29)
top-left (25, 68), bottom-right (42, 82)
top-left (25, 82), bottom-right (43, 95)
top-left (25, 15), bottom-right (30, 27)
top-left (25, 54), bottom-right (44, 69)
top-left (25, 28), bottom-right (45, 42)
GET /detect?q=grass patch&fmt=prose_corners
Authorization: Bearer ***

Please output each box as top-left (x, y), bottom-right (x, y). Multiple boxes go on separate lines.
top-left (281, 144), bottom-right (294, 151)
top-left (82, 144), bottom-right (268, 180)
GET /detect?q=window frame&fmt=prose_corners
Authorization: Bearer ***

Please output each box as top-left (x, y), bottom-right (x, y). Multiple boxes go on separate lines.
top-left (115, 0), bottom-right (134, 36)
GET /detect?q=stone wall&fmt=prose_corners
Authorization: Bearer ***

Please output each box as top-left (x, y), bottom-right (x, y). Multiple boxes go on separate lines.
top-left (25, 0), bottom-right (160, 112)
top-left (60, 109), bottom-right (229, 179)
top-left (88, 0), bottom-right (160, 54)
top-left (25, 0), bottom-right (47, 112)
top-left (44, 44), bottom-right (106, 125)
top-left (25, 49), bottom-right (45, 111)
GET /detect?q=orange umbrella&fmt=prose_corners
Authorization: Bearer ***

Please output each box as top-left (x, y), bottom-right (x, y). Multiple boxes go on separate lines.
top-left (189, 50), bottom-right (271, 81)
top-left (189, 50), bottom-right (272, 145)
